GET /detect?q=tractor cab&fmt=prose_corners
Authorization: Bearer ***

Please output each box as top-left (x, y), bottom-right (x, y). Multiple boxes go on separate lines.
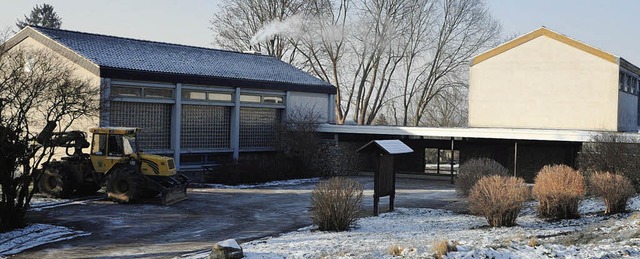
top-left (89, 127), bottom-right (140, 174)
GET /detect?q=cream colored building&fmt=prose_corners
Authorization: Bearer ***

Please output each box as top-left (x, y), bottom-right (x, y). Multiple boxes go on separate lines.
top-left (469, 27), bottom-right (640, 132)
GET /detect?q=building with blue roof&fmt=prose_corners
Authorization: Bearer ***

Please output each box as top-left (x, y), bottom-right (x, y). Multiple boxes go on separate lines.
top-left (4, 26), bottom-right (336, 171)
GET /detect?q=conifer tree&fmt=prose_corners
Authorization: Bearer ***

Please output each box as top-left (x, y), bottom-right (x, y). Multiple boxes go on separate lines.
top-left (16, 3), bottom-right (62, 29)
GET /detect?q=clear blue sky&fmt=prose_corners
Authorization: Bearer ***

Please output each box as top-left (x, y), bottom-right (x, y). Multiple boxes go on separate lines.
top-left (0, 0), bottom-right (638, 65)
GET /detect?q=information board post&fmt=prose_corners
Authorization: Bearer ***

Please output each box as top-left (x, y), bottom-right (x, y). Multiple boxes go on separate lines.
top-left (358, 140), bottom-right (413, 216)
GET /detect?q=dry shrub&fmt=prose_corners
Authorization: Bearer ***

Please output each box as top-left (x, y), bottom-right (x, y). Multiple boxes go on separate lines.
top-left (589, 172), bottom-right (635, 214)
top-left (311, 177), bottom-right (363, 231)
top-left (469, 175), bottom-right (529, 227)
top-left (432, 240), bottom-right (457, 259)
top-left (456, 158), bottom-right (509, 197)
top-left (528, 237), bottom-right (539, 247)
top-left (532, 165), bottom-right (585, 219)
top-left (577, 133), bottom-right (640, 191)
top-left (388, 244), bottom-right (405, 256)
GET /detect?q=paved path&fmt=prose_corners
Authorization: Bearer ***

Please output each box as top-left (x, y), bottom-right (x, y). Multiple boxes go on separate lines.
top-left (15, 175), bottom-right (460, 258)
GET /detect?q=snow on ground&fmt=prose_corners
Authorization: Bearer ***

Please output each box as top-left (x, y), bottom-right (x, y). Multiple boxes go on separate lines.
top-left (0, 224), bottom-right (89, 258)
top-left (242, 196), bottom-right (640, 258)
top-left (191, 177), bottom-right (320, 189)
top-left (29, 195), bottom-right (104, 211)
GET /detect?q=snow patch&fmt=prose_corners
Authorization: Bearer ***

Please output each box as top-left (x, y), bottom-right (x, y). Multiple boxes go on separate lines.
top-left (193, 178), bottom-right (320, 189)
top-left (0, 224), bottom-right (89, 257)
top-left (218, 239), bottom-right (241, 250)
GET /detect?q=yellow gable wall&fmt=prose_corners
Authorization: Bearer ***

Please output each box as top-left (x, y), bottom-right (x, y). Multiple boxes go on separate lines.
top-left (469, 35), bottom-right (619, 131)
top-left (8, 36), bottom-right (101, 138)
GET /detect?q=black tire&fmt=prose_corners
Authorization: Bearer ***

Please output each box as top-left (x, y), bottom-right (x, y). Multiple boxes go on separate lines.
top-left (38, 163), bottom-right (74, 198)
top-left (106, 167), bottom-right (143, 204)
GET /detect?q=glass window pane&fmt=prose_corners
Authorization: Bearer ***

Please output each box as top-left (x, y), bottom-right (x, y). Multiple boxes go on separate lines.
top-left (111, 86), bottom-right (142, 97)
top-left (240, 94), bottom-right (261, 103)
top-left (184, 90), bottom-right (206, 100)
top-left (145, 88), bottom-right (173, 99)
top-left (263, 96), bottom-right (283, 104)
top-left (91, 134), bottom-right (107, 155)
top-left (208, 93), bottom-right (233, 101)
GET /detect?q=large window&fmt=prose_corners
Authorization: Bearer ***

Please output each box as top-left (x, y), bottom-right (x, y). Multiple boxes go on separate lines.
top-left (110, 102), bottom-right (171, 150)
top-left (619, 72), bottom-right (639, 95)
top-left (181, 105), bottom-right (231, 149)
top-left (239, 107), bottom-right (281, 148)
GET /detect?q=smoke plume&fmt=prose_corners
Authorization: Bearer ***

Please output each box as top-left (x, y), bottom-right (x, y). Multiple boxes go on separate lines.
top-left (250, 14), bottom-right (306, 46)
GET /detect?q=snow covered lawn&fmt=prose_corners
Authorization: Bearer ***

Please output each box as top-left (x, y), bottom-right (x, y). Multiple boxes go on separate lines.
top-left (242, 196), bottom-right (640, 258)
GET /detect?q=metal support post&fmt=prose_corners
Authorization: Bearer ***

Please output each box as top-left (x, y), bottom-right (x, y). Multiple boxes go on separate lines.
top-left (514, 141), bottom-right (518, 177)
top-left (450, 137), bottom-right (455, 184)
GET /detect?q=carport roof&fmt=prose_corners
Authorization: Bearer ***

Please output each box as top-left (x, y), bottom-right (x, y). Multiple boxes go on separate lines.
top-left (318, 124), bottom-right (640, 143)
top-left (6, 26), bottom-right (336, 94)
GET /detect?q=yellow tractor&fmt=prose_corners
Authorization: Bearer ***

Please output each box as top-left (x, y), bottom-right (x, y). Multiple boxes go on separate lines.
top-left (37, 126), bottom-right (188, 205)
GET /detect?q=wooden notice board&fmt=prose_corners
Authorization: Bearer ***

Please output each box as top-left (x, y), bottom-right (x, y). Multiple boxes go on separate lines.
top-left (357, 140), bottom-right (413, 216)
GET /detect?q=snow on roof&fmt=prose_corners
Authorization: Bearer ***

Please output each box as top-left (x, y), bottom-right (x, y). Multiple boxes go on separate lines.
top-left (357, 139), bottom-right (414, 154)
top-left (22, 26), bottom-right (335, 94)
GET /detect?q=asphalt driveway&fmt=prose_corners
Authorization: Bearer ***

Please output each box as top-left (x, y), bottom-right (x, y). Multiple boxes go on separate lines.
top-left (14, 175), bottom-right (461, 258)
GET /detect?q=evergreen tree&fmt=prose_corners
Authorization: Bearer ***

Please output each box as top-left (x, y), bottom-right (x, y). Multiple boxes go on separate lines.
top-left (16, 3), bottom-right (62, 30)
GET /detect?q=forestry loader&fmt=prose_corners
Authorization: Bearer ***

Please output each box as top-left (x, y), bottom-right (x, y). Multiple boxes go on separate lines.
top-left (36, 125), bottom-right (188, 205)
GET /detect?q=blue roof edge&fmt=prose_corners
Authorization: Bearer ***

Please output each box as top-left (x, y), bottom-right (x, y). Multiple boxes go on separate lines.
top-left (101, 67), bottom-right (337, 94)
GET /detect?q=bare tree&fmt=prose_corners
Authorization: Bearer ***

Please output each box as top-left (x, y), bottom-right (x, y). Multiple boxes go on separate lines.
top-left (425, 85), bottom-right (468, 127)
top-left (211, 0), bottom-right (501, 126)
top-left (210, 0), bottom-right (312, 64)
top-left (299, 0), bottom-right (411, 124)
top-left (295, 0), bottom-right (351, 123)
top-left (404, 0), bottom-right (500, 126)
top-left (0, 46), bottom-right (98, 232)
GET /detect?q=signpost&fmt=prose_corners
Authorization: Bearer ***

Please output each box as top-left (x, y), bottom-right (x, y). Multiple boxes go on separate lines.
top-left (357, 140), bottom-right (413, 216)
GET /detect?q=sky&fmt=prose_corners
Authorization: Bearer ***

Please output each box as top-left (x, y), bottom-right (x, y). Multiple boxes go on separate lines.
top-left (0, 0), bottom-right (638, 65)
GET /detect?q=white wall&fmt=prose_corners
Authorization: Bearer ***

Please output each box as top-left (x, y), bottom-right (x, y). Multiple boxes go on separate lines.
top-left (287, 92), bottom-right (330, 123)
top-left (10, 37), bottom-right (101, 132)
top-left (469, 35), bottom-right (620, 131)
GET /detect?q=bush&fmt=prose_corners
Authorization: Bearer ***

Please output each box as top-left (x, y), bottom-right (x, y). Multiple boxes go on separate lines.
top-left (589, 172), bottom-right (636, 214)
top-left (469, 175), bottom-right (529, 227)
top-left (388, 244), bottom-right (405, 256)
top-left (577, 133), bottom-right (640, 191)
top-left (532, 165), bottom-right (585, 219)
top-left (432, 240), bottom-right (457, 259)
top-left (311, 177), bottom-right (363, 231)
top-left (456, 158), bottom-right (509, 197)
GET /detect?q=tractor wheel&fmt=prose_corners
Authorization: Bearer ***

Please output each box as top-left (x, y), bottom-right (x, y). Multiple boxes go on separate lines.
top-left (38, 164), bottom-right (74, 198)
top-left (106, 167), bottom-right (142, 204)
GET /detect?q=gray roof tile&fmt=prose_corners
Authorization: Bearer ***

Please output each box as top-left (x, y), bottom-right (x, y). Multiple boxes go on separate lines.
top-left (31, 26), bottom-right (334, 92)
